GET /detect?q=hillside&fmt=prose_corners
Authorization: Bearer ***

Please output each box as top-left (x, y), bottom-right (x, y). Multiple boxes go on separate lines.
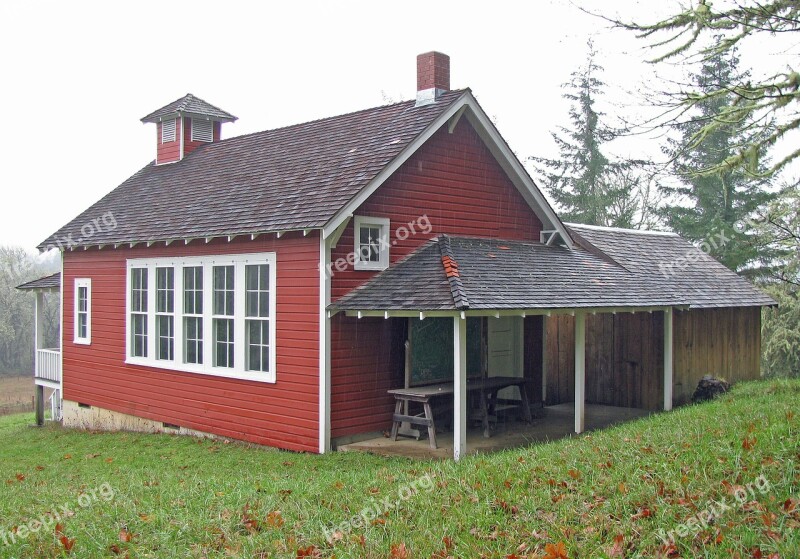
top-left (0, 380), bottom-right (797, 558)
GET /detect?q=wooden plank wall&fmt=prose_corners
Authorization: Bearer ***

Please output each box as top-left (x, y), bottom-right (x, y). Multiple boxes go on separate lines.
top-left (543, 307), bottom-right (761, 410)
top-left (545, 313), bottom-right (663, 410)
top-left (672, 307), bottom-right (761, 405)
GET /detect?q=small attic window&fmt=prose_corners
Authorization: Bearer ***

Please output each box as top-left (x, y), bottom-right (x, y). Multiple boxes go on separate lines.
top-left (161, 119), bottom-right (176, 143)
top-left (191, 119), bottom-right (213, 142)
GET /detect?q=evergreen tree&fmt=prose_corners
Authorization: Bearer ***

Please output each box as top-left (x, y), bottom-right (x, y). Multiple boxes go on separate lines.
top-left (609, 0), bottom-right (800, 176)
top-left (660, 47), bottom-right (774, 273)
top-left (532, 42), bottom-right (644, 228)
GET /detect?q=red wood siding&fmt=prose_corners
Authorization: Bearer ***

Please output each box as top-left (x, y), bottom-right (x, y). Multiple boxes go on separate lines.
top-left (330, 119), bottom-right (544, 439)
top-left (62, 233), bottom-right (320, 452)
top-left (156, 119), bottom-right (181, 165)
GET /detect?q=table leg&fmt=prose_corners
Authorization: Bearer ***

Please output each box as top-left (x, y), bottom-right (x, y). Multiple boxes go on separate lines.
top-left (480, 389), bottom-right (491, 438)
top-left (423, 401), bottom-right (437, 449)
top-left (390, 399), bottom-right (402, 441)
top-left (519, 384), bottom-right (533, 423)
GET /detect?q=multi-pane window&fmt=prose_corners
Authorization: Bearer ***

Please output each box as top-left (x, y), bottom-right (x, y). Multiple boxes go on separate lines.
top-left (213, 265), bottom-right (235, 368)
top-left (183, 266), bottom-right (203, 365)
top-left (245, 264), bottom-right (271, 373)
top-left (130, 268), bottom-right (148, 357)
top-left (354, 216), bottom-right (390, 270)
top-left (156, 267), bottom-right (175, 360)
top-left (74, 278), bottom-right (91, 344)
top-left (126, 253), bottom-right (276, 382)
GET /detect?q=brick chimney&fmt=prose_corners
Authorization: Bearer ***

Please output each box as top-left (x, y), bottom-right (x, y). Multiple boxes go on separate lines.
top-left (140, 94), bottom-right (237, 165)
top-left (416, 52), bottom-right (450, 106)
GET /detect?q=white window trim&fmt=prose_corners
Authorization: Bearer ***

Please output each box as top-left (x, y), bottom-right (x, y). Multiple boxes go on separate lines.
top-left (74, 278), bottom-right (92, 345)
top-left (161, 118), bottom-right (176, 143)
top-left (125, 252), bottom-right (277, 383)
top-left (353, 216), bottom-right (390, 271)
top-left (191, 118), bottom-right (214, 142)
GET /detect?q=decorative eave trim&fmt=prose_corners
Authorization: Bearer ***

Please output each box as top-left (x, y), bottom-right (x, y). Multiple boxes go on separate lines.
top-left (339, 305), bottom-right (688, 318)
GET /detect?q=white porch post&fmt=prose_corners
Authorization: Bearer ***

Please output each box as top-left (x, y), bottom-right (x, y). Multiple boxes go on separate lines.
top-left (663, 307), bottom-right (673, 411)
top-left (453, 315), bottom-right (467, 461)
top-left (574, 312), bottom-right (586, 434)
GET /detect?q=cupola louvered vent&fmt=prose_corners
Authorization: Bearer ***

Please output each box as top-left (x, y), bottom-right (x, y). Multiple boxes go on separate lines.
top-left (161, 119), bottom-right (176, 143)
top-left (191, 119), bottom-right (213, 142)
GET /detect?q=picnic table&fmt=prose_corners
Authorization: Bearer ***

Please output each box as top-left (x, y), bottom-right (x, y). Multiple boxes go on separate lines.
top-left (388, 376), bottom-right (533, 449)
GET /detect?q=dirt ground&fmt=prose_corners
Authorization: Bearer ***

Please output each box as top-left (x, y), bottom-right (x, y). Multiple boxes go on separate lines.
top-left (0, 375), bottom-right (35, 415)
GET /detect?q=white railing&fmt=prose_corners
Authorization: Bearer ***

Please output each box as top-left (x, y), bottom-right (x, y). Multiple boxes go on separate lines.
top-left (36, 348), bottom-right (61, 384)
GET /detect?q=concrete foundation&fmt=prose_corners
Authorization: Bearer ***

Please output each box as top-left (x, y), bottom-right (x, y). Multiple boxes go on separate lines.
top-left (61, 400), bottom-right (221, 441)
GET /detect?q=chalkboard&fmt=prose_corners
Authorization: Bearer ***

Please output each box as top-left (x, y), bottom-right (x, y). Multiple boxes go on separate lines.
top-left (409, 317), bottom-right (483, 385)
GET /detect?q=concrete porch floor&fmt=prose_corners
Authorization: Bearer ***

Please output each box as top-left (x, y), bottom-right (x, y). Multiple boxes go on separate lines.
top-left (339, 403), bottom-right (652, 459)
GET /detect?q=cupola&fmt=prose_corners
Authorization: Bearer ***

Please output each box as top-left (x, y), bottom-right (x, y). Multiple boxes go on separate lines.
top-left (140, 94), bottom-right (237, 165)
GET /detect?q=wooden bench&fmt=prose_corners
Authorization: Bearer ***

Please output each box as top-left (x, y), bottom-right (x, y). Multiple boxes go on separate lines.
top-left (388, 376), bottom-right (533, 449)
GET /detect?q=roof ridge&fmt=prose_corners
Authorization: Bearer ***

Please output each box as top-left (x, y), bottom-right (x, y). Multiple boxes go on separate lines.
top-left (438, 234), bottom-right (469, 310)
top-left (566, 222), bottom-right (678, 237)
top-left (213, 89), bottom-right (470, 146)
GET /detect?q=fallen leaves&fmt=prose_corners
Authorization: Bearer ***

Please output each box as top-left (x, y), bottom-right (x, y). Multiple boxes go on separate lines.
top-left (543, 541), bottom-right (569, 559)
top-left (390, 542), bottom-right (410, 558)
top-left (742, 436), bottom-right (757, 451)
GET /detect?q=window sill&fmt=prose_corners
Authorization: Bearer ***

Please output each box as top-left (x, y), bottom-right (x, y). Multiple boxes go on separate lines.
top-left (74, 339), bottom-right (91, 346)
top-left (125, 357), bottom-right (276, 384)
top-left (354, 262), bottom-right (389, 272)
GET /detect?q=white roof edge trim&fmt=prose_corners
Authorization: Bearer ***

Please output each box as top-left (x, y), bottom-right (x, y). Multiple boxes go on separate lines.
top-left (567, 222), bottom-right (679, 237)
top-left (322, 91), bottom-right (572, 248)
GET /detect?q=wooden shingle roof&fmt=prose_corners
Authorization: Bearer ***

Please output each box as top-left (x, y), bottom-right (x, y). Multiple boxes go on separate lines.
top-left (330, 229), bottom-right (775, 313)
top-left (567, 223), bottom-right (776, 309)
top-left (40, 90), bottom-right (468, 250)
top-left (140, 93), bottom-right (237, 123)
top-left (16, 272), bottom-right (61, 291)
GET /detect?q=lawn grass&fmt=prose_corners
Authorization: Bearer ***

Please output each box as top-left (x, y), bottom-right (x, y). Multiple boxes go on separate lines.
top-left (0, 379), bottom-right (797, 558)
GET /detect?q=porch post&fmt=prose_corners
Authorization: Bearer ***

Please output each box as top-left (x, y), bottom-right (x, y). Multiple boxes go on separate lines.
top-left (663, 307), bottom-right (673, 411)
top-left (574, 312), bottom-right (585, 434)
top-left (34, 292), bottom-right (44, 426)
top-left (453, 315), bottom-right (467, 461)
top-left (541, 315), bottom-right (548, 403)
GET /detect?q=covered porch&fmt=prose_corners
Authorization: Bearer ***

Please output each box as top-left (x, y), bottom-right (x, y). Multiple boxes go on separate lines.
top-left (341, 402), bottom-right (651, 459)
top-left (16, 272), bottom-right (62, 424)
top-left (329, 235), bottom-right (685, 460)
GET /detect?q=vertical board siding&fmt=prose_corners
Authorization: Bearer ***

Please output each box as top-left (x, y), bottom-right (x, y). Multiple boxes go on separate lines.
top-left (62, 233), bottom-right (320, 452)
top-left (544, 308), bottom-right (761, 410)
top-left (672, 307), bottom-right (761, 405)
top-left (329, 119), bottom-right (544, 439)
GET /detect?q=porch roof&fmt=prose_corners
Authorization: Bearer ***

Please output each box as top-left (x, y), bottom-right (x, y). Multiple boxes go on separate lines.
top-left (329, 235), bottom-right (686, 313)
top-left (16, 272), bottom-right (61, 292)
top-left (567, 223), bottom-right (776, 309)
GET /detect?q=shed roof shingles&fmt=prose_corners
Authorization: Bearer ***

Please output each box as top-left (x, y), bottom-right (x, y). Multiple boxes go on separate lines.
top-left (331, 236), bottom-right (686, 312)
top-left (40, 90), bottom-right (468, 250)
top-left (567, 223), bottom-right (776, 309)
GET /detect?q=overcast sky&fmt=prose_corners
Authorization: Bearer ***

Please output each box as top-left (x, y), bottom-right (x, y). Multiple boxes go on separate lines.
top-left (0, 1), bottom-right (792, 253)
